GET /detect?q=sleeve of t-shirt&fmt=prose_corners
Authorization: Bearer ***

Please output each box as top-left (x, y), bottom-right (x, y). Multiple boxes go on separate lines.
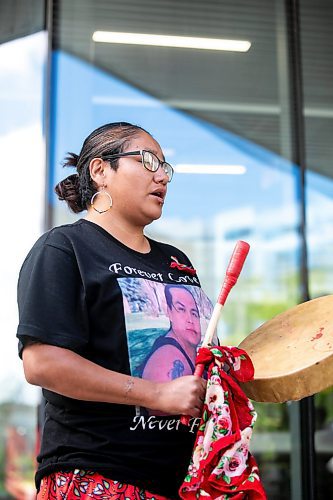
top-left (16, 240), bottom-right (89, 358)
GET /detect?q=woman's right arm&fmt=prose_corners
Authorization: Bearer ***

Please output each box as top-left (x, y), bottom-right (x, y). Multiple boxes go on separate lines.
top-left (23, 343), bottom-right (206, 417)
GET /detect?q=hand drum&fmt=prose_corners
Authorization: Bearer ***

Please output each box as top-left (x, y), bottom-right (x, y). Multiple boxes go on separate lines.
top-left (238, 295), bottom-right (333, 403)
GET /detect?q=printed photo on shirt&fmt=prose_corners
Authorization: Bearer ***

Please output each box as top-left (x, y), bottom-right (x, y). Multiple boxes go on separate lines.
top-left (118, 278), bottom-right (213, 383)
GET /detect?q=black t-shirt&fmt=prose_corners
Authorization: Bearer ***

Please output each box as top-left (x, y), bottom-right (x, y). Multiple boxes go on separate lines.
top-left (17, 219), bottom-right (213, 498)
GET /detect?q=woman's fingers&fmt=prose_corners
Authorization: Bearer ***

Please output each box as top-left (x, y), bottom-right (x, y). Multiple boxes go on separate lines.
top-left (154, 376), bottom-right (207, 416)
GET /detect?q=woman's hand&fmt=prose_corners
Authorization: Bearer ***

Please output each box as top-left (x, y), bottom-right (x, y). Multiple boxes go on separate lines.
top-left (152, 376), bottom-right (206, 417)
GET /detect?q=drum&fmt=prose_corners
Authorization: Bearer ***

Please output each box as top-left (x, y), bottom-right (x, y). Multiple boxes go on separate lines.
top-left (238, 295), bottom-right (333, 402)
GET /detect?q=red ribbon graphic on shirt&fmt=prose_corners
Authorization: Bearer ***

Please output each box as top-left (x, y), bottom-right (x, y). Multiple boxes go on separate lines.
top-left (170, 256), bottom-right (197, 275)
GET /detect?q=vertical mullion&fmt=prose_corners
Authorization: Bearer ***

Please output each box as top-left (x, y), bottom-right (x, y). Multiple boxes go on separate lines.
top-left (285, 0), bottom-right (315, 499)
top-left (44, 0), bottom-right (55, 231)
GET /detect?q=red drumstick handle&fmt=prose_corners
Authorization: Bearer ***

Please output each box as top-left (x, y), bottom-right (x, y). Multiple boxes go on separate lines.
top-left (180, 240), bottom-right (250, 426)
top-left (217, 240), bottom-right (250, 306)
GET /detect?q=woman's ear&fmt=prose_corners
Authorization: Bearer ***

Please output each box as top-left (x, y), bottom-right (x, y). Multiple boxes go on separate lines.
top-left (89, 158), bottom-right (107, 185)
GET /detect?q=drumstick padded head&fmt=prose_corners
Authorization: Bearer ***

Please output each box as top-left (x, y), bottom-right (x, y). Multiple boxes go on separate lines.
top-left (218, 240), bottom-right (250, 305)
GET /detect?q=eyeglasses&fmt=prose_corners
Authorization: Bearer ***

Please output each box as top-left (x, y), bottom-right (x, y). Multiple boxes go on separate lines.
top-left (101, 149), bottom-right (174, 182)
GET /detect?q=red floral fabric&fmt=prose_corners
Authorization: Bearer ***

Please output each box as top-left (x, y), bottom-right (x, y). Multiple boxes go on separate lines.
top-left (179, 346), bottom-right (267, 500)
top-left (37, 470), bottom-right (170, 499)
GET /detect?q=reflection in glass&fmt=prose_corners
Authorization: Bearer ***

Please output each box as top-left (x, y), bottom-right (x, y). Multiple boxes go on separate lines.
top-left (47, 0), bottom-right (333, 497)
top-left (50, 42), bottom-right (296, 500)
top-left (0, 31), bottom-right (46, 498)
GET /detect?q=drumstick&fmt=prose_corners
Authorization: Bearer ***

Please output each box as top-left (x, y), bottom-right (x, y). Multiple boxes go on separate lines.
top-left (181, 240), bottom-right (250, 426)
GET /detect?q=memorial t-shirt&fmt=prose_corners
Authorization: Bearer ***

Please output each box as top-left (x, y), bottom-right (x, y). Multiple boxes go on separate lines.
top-left (17, 219), bottom-right (213, 498)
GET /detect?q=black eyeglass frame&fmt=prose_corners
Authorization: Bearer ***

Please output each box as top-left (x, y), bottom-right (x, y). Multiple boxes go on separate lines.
top-left (101, 149), bottom-right (174, 182)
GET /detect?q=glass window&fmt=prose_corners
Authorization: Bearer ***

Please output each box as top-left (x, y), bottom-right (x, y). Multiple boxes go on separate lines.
top-left (47, 0), bottom-right (333, 497)
top-left (0, 31), bottom-right (47, 498)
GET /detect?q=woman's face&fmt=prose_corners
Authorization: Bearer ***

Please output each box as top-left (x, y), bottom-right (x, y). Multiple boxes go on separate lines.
top-left (105, 131), bottom-right (170, 227)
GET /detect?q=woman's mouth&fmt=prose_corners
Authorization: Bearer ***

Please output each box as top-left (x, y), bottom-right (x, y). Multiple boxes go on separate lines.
top-left (150, 190), bottom-right (166, 203)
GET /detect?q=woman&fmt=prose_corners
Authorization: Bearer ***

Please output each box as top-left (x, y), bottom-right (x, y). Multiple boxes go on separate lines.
top-left (17, 122), bottom-right (212, 499)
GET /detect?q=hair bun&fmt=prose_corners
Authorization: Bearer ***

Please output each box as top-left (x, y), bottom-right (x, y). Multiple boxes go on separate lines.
top-left (54, 174), bottom-right (83, 213)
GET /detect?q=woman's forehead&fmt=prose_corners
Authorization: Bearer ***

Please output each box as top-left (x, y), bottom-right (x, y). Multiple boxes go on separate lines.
top-left (127, 131), bottom-right (163, 157)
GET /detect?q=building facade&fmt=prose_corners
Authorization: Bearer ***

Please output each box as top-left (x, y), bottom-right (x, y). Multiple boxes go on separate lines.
top-left (1, 0), bottom-right (333, 498)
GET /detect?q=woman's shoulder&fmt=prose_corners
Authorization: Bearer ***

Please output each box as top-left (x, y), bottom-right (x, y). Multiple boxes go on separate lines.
top-left (26, 220), bottom-right (85, 258)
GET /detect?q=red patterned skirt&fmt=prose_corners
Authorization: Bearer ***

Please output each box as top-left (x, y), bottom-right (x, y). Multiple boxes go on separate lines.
top-left (37, 469), bottom-right (171, 499)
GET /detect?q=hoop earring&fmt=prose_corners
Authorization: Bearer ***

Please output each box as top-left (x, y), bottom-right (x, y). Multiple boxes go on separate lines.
top-left (90, 187), bottom-right (113, 214)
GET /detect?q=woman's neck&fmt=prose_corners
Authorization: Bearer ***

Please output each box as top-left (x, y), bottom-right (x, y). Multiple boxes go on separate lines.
top-left (85, 212), bottom-right (150, 253)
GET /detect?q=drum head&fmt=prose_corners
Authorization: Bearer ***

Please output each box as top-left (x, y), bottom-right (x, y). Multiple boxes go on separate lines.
top-left (238, 295), bottom-right (333, 402)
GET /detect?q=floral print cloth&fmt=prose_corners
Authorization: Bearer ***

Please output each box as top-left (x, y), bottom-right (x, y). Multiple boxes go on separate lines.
top-left (179, 346), bottom-right (267, 499)
top-left (37, 470), bottom-right (170, 499)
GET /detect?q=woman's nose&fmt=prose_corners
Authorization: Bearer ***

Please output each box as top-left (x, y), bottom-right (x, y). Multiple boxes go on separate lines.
top-left (153, 165), bottom-right (169, 184)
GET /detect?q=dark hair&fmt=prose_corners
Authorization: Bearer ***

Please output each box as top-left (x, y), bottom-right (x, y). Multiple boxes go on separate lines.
top-left (55, 122), bottom-right (149, 213)
top-left (164, 284), bottom-right (196, 310)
